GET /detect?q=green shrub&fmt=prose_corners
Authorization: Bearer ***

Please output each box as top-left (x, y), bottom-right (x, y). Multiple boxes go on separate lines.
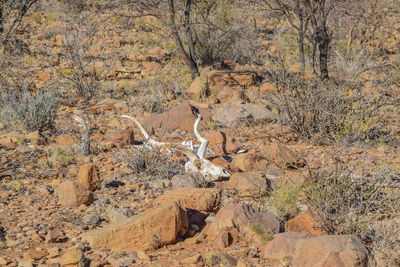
top-left (0, 90), bottom-right (59, 133)
top-left (266, 182), bottom-right (302, 221)
top-left (249, 223), bottom-right (274, 242)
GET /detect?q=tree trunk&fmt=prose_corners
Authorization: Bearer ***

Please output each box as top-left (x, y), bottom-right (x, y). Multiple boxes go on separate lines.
top-left (184, 0), bottom-right (199, 78)
top-left (295, 0), bottom-right (305, 74)
top-left (168, 0), bottom-right (199, 78)
top-left (318, 29), bottom-right (330, 80)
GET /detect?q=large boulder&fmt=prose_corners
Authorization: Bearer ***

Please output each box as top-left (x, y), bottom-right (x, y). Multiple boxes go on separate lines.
top-left (57, 180), bottom-right (94, 208)
top-left (203, 131), bottom-right (242, 155)
top-left (231, 150), bottom-right (269, 172)
top-left (263, 232), bottom-right (314, 260)
top-left (187, 72), bottom-right (209, 100)
top-left (291, 235), bottom-right (368, 267)
top-left (155, 188), bottom-right (221, 213)
top-left (77, 163), bottom-right (100, 192)
top-left (213, 103), bottom-right (275, 127)
top-left (82, 202), bottom-right (188, 251)
top-left (143, 102), bottom-right (211, 131)
top-left (225, 171), bottom-right (269, 197)
top-left (285, 211), bottom-right (327, 236)
top-left (262, 143), bottom-right (306, 169)
top-left (207, 203), bottom-right (279, 240)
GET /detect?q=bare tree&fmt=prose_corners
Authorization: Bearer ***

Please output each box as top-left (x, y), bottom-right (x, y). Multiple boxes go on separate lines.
top-left (257, 0), bottom-right (346, 80)
top-left (255, 0), bottom-right (309, 74)
top-left (0, 0), bottom-right (38, 52)
top-left (112, 0), bottom-right (200, 77)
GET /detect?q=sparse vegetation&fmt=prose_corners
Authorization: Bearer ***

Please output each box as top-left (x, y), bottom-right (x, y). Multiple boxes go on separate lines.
top-left (305, 164), bottom-right (400, 265)
top-left (116, 146), bottom-right (184, 181)
top-left (266, 182), bottom-right (302, 221)
top-left (0, 90), bottom-right (59, 133)
top-left (249, 223), bottom-right (274, 242)
top-left (269, 53), bottom-right (395, 145)
top-left (0, 0), bottom-right (398, 265)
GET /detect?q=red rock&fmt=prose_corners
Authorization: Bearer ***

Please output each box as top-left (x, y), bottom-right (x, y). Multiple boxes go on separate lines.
top-left (104, 129), bottom-right (134, 148)
top-left (291, 235), bottom-right (368, 267)
top-left (263, 232), bottom-right (314, 260)
top-left (207, 203), bottom-right (279, 240)
top-left (226, 171), bottom-right (269, 197)
top-left (142, 102), bottom-right (211, 131)
top-left (285, 211), bottom-right (327, 236)
top-left (82, 202), bottom-right (188, 252)
top-left (155, 188), bottom-right (221, 213)
top-left (57, 180), bottom-right (94, 207)
top-left (203, 131), bottom-right (241, 155)
top-left (77, 163), bottom-right (100, 192)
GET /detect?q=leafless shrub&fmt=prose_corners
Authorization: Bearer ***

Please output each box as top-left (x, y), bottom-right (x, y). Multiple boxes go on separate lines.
top-left (305, 163), bottom-right (400, 265)
top-left (269, 52), bottom-right (395, 145)
top-left (57, 7), bottom-right (116, 102)
top-left (126, 72), bottom-right (188, 114)
top-left (193, 3), bottom-right (267, 67)
top-left (115, 146), bottom-right (185, 181)
top-left (0, 90), bottom-right (59, 133)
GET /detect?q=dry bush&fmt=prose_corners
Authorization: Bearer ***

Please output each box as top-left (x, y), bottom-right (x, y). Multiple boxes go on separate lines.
top-left (126, 71), bottom-right (188, 114)
top-left (269, 52), bottom-right (395, 145)
top-left (305, 163), bottom-right (400, 265)
top-left (115, 146), bottom-right (185, 181)
top-left (0, 90), bottom-right (59, 133)
top-left (193, 1), bottom-right (267, 67)
top-left (57, 6), bottom-right (116, 102)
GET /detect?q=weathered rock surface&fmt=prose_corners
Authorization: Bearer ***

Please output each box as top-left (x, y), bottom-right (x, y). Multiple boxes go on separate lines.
top-left (225, 171), bottom-right (268, 197)
top-left (155, 188), bottom-right (221, 213)
top-left (82, 202), bottom-right (188, 252)
top-left (213, 103), bottom-right (275, 126)
top-left (104, 129), bottom-right (135, 147)
top-left (203, 131), bottom-right (242, 155)
top-left (59, 248), bottom-right (83, 265)
top-left (143, 102), bottom-right (210, 131)
top-left (77, 162), bottom-right (100, 192)
top-left (291, 235), bottom-right (368, 267)
top-left (57, 180), bottom-right (94, 207)
top-left (171, 173), bottom-right (204, 189)
top-left (285, 211), bottom-right (327, 236)
top-left (263, 232), bottom-right (314, 260)
top-left (207, 203), bottom-right (279, 240)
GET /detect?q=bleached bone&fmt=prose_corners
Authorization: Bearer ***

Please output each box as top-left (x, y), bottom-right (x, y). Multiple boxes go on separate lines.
top-left (121, 114), bottom-right (231, 181)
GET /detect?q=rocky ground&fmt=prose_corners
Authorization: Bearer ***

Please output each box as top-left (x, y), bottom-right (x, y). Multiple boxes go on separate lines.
top-left (0, 91), bottom-right (399, 266)
top-left (0, 1), bottom-right (399, 266)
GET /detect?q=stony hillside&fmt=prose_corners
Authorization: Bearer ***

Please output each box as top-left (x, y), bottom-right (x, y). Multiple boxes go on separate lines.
top-left (0, 0), bottom-right (399, 266)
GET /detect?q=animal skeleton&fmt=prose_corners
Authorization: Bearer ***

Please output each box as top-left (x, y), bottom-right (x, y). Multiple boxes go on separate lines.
top-left (121, 114), bottom-right (231, 182)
